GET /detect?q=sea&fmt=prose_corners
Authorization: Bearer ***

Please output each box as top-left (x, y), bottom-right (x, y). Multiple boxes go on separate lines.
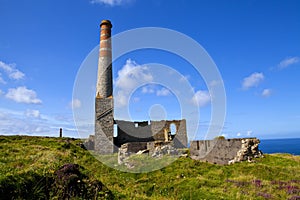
top-left (260, 138), bottom-right (300, 155)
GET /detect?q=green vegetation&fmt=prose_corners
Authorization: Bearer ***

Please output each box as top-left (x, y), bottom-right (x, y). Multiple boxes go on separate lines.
top-left (0, 135), bottom-right (299, 199)
top-left (214, 135), bottom-right (226, 140)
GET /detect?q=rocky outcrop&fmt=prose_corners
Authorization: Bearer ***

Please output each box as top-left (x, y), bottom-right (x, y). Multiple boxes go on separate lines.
top-left (228, 138), bottom-right (263, 164)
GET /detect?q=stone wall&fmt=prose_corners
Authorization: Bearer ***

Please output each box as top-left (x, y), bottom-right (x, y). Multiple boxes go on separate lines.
top-left (114, 119), bottom-right (188, 148)
top-left (172, 119), bottom-right (187, 148)
top-left (94, 97), bottom-right (114, 154)
top-left (84, 135), bottom-right (95, 150)
top-left (190, 138), bottom-right (263, 165)
top-left (114, 120), bottom-right (154, 147)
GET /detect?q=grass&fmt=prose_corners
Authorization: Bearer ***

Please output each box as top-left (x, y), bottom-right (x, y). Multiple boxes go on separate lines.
top-left (0, 135), bottom-right (299, 199)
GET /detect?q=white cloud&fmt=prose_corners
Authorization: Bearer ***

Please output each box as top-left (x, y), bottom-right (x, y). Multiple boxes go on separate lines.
top-left (2, 107), bottom-right (81, 136)
top-left (209, 80), bottom-right (222, 88)
top-left (221, 133), bottom-right (228, 138)
top-left (0, 108), bottom-right (77, 137)
top-left (262, 89), bottom-right (272, 97)
top-left (141, 85), bottom-right (155, 94)
top-left (90, 0), bottom-right (132, 6)
top-left (0, 109), bottom-right (45, 134)
top-left (192, 90), bottom-right (211, 107)
top-left (156, 88), bottom-right (171, 96)
top-left (242, 72), bottom-right (264, 90)
top-left (25, 109), bottom-right (41, 118)
top-left (5, 86), bottom-right (42, 104)
top-left (9, 70), bottom-right (25, 80)
top-left (0, 60), bottom-right (25, 80)
top-left (278, 57), bottom-right (299, 69)
top-left (0, 73), bottom-right (6, 84)
top-left (237, 132), bottom-right (241, 137)
top-left (247, 130), bottom-right (253, 136)
top-left (115, 91), bottom-right (128, 107)
top-left (0, 61), bottom-right (12, 72)
top-left (179, 75), bottom-right (190, 82)
top-left (115, 59), bottom-right (153, 107)
top-left (116, 59), bottom-right (153, 90)
top-left (133, 97), bottom-right (140, 103)
top-left (69, 99), bottom-right (81, 109)
top-left (141, 85), bottom-right (172, 96)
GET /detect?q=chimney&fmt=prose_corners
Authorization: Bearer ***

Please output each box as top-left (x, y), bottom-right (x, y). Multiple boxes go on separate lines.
top-left (96, 20), bottom-right (113, 98)
top-left (59, 128), bottom-right (62, 138)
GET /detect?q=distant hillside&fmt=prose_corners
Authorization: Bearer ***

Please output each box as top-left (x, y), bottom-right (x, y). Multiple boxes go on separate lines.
top-left (0, 135), bottom-right (299, 199)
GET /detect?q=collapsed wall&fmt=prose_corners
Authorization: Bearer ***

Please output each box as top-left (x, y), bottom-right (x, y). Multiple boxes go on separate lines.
top-left (190, 138), bottom-right (263, 165)
top-left (118, 141), bottom-right (188, 167)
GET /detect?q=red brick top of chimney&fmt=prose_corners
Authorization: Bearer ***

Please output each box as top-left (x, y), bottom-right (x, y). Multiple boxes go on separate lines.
top-left (100, 19), bottom-right (112, 28)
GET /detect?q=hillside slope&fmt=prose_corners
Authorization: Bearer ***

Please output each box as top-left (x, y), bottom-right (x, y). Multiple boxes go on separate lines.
top-left (0, 136), bottom-right (299, 199)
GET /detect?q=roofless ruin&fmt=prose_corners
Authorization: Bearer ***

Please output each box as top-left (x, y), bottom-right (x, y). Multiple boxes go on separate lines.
top-left (94, 20), bottom-right (187, 154)
top-left (86, 20), bottom-right (263, 165)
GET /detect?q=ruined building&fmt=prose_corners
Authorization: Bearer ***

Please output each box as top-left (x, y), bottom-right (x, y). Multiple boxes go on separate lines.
top-left (90, 20), bottom-right (263, 165)
top-left (94, 20), bottom-right (188, 154)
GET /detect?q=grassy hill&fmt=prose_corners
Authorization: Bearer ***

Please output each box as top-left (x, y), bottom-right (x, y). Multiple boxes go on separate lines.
top-left (0, 135), bottom-right (299, 199)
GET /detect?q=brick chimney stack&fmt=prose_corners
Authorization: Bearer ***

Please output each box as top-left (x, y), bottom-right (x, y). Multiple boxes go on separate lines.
top-left (96, 19), bottom-right (113, 98)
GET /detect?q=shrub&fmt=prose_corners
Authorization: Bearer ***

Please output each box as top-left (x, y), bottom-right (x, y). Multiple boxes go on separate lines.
top-left (51, 163), bottom-right (114, 199)
top-left (215, 136), bottom-right (226, 140)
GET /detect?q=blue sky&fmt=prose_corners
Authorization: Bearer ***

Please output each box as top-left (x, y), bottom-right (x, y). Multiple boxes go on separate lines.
top-left (0, 0), bottom-right (300, 139)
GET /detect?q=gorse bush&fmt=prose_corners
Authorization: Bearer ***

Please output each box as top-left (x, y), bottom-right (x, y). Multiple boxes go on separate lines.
top-left (52, 163), bottom-right (113, 199)
top-left (215, 135), bottom-right (226, 140)
top-left (52, 163), bottom-right (86, 199)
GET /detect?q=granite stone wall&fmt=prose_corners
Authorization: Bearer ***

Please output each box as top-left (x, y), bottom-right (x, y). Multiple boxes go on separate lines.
top-left (190, 138), bottom-right (263, 165)
top-left (114, 119), bottom-right (188, 148)
top-left (95, 97), bottom-right (114, 154)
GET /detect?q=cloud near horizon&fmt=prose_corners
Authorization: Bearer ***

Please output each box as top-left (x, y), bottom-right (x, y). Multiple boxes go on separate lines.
top-left (247, 130), bottom-right (253, 136)
top-left (242, 72), bottom-right (264, 90)
top-left (25, 109), bottom-right (41, 118)
top-left (0, 108), bottom-right (77, 137)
